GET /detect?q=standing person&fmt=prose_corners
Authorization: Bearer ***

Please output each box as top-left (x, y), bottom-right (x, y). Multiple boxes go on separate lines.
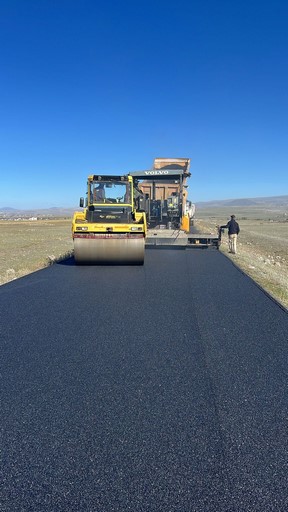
top-left (94, 183), bottom-right (105, 202)
top-left (220, 215), bottom-right (240, 254)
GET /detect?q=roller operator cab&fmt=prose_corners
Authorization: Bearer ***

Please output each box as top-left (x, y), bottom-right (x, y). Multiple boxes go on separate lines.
top-left (72, 175), bottom-right (147, 265)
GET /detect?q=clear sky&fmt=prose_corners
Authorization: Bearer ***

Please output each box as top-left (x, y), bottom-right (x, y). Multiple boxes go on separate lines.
top-left (0, 0), bottom-right (287, 208)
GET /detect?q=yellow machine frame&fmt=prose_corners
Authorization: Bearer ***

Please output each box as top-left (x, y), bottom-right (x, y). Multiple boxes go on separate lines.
top-left (72, 174), bottom-right (146, 234)
top-left (72, 174), bottom-right (147, 264)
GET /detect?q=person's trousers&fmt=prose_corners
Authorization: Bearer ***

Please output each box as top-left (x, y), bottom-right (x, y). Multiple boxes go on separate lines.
top-left (229, 234), bottom-right (238, 254)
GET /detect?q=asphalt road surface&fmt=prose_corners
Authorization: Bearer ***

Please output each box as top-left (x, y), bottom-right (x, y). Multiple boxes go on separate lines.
top-left (1, 249), bottom-right (288, 512)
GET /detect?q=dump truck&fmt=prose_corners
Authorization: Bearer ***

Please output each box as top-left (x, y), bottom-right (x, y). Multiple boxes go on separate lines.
top-left (129, 157), bottom-right (217, 248)
top-left (129, 158), bottom-right (220, 248)
top-left (130, 157), bottom-right (192, 233)
top-left (72, 174), bottom-right (147, 264)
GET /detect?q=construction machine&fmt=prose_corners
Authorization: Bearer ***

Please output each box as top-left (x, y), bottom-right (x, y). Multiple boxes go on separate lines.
top-left (72, 159), bottom-right (220, 264)
top-left (130, 157), bottom-right (192, 231)
top-left (130, 157), bottom-right (220, 248)
top-left (130, 158), bottom-right (197, 246)
top-left (72, 174), bottom-right (147, 264)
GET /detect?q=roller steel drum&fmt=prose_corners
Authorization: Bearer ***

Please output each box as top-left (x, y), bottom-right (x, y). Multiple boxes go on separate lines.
top-left (74, 234), bottom-right (145, 265)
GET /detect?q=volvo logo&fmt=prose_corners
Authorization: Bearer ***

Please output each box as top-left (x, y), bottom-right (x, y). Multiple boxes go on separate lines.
top-left (144, 170), bottom-right (169, 175)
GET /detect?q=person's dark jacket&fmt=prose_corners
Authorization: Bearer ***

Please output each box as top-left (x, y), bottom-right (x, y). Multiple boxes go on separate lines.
top-left (226, 218), bottom-right (240, 235)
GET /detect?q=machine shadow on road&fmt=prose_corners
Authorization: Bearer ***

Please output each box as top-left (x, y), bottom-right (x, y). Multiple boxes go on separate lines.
top-left (56, 257), bottom-right (75, 266)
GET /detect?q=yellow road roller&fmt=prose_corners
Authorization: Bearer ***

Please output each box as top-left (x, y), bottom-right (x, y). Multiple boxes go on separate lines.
top-left (72, 174), bottom-right (147, 264)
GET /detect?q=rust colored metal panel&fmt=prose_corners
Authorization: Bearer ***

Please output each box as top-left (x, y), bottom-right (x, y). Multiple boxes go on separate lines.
top-left (153, 157), bottom-right (190, 174)
top-left (140, 183), bottom-right (180, 199)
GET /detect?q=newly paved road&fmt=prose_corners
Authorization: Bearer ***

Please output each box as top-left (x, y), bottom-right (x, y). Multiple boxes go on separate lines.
top-left (1, 249), bottom-right (288, 511)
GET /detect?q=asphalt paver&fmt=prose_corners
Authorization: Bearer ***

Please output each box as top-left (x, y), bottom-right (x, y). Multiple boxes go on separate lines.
top-left (1, 249), bottom-right (288, 511)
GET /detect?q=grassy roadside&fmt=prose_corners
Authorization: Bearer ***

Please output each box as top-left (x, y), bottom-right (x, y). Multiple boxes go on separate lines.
top-left (0, 219), bottom-right (73, 285)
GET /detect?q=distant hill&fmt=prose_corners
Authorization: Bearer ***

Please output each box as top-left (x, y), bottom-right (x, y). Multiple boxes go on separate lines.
top-left (196, 195), bottom-right (288, 209)
top-left (1, 195), bottom-right (288, 218)
top-left (0, 206), bottom-right (77, 218)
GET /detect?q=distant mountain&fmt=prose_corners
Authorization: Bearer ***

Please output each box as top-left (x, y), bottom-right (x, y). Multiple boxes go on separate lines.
top-left (1, 195), bottom-right (288, 217)
top-left (196, 195), bottom-right (288, 209)
top-left (0, 206), bottom-right (77, 217)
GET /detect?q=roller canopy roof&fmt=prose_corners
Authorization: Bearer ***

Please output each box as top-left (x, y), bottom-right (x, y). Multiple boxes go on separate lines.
top-left (88, 175), bottom-right (130, 181)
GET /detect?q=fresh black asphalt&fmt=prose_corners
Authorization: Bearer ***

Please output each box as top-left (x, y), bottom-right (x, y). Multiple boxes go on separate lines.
top-left (0, 249), bottom-right (288, 511)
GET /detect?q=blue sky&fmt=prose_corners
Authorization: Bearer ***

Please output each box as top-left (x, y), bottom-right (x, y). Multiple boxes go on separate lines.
top-left (0, 0), bottom-right (287, 208)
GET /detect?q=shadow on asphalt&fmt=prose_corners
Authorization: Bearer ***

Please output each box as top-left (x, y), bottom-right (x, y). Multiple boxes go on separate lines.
top-left (57, 257), bottom-right (75, 266)
top-left (57, 248), bottom-right (186, 267)
top-left (146, 245), bottom-right (186, 251)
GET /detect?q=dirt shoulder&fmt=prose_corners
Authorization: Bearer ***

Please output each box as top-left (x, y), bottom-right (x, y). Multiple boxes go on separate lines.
top-left (0, 219), bottom-right (73, 285)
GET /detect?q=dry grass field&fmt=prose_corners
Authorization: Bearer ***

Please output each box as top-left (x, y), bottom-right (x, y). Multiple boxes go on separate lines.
top-left (0, 219), bottom-right (73, 285)
top-left (1, 213), bottom-right (287, 310)
top-left (195, 206), bottom-right (288, 310)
